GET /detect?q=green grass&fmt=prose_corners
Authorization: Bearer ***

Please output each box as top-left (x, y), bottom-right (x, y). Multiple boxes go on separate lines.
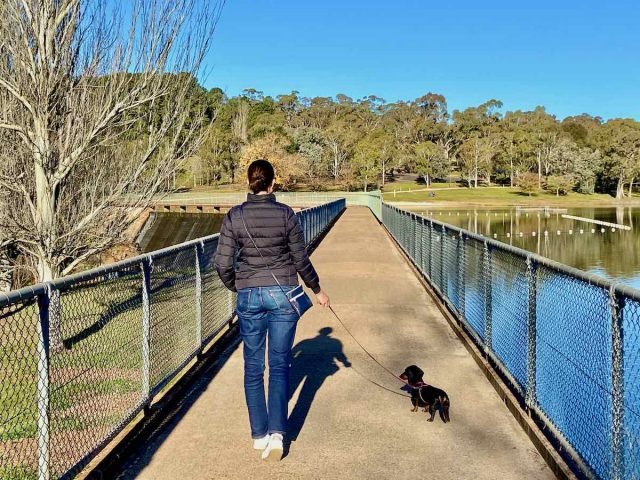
top-left (0, 271), bottom-right (213, 475)
top-left (384, 186), bottom-right (627, 206)
top-left (0, 466), bottom-right (37, 480)
top-left (382, 180), bottom-right (459, 192)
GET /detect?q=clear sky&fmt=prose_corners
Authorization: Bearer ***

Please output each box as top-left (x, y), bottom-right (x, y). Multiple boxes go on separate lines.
top-left (202, 0), bottom-right (640, 120)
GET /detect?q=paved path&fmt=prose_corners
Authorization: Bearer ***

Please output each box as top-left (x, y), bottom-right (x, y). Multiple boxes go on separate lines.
top-left (117, 208), bottom-right (554, 480)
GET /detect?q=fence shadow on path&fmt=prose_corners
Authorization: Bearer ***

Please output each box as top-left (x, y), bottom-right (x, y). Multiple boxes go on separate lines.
top-left (287, 327), bottom-right (351, 446)
top-left (107, 334), bottom-right (241, 480)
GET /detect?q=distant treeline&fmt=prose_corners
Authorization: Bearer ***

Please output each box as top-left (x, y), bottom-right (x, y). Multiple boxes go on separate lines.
top-left (185, 83), bottom-right (639, 197)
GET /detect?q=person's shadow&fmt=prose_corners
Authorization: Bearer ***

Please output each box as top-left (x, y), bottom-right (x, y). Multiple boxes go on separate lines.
top-left (287, 327), bottom-right (350, 442)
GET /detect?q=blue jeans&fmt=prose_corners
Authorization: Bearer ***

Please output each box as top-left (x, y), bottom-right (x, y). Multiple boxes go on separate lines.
top-left (236, 285), bottom-right (299, 439)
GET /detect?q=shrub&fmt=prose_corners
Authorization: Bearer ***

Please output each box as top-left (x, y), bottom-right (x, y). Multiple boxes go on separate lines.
top-left (517, 172), bottom-right (539, 196)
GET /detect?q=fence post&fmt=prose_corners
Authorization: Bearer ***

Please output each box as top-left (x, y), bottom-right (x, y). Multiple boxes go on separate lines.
top-left (610, 286), bottom-right (624, 480)
top-left (195, 243), bottom-right (203, 349)
top-left (458, 232), bottom-right (465, 317)
top-left (415, 215), bottom-right (421, 266)
top-left (440, 224), bottom-right (446, 293)
top-left (141, 258), bottom-right (152, 402)
top-left (525, 257), bottom-right (537, 409)
top-left (483, 240), bottom-right (492, 351)
top-left (416, 216), bottom-right (423, 270)
top-left (36, 287), bottom-right (51, 480)
top-left (410, 214), bottom-right (416, 258)
top-left (428, 220), bottom-right (434, 281)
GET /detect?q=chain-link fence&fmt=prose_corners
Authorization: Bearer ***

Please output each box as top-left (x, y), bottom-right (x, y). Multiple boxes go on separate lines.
top-left (382, 202), bottom-right (640, 480)
top-left (0, 199), bottom-right (345, 480)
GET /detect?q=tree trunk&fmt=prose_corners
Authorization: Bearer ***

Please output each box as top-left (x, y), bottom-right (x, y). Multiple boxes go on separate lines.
top-left (0, 256), bottom-right (12, 292)
top-left (537, 152), bottom-right (542, 189)
top-left (510, 158), bottom-right (514, 188)
top-left (34, 161), bottom-right (64, 352)
top-left (628, 178), bottom-right (635, 198)
top-left (616, 177), bottom-right (625, 199)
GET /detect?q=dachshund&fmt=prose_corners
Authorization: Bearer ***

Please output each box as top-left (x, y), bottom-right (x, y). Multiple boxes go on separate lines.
top-left (400, 365), bottom-right (450, 423)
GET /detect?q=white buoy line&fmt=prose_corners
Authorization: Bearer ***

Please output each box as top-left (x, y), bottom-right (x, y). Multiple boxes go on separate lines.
top-left (418, 211), bottom-right (633, 235)
top-left (560, 214), bottom-right (632, 231)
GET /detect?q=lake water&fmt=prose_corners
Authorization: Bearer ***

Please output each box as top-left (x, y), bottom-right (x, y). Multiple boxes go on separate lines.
top-left (411, 206), bottom-right (640, 290)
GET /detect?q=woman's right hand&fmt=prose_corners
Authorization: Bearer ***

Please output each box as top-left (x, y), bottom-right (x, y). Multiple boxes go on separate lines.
top-left (316, 290), bottom-right (331, 308)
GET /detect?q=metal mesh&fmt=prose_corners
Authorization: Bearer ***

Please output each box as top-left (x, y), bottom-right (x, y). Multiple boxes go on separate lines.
top-left (0, 198), bottom-right (345, 480)
top-left (535, 265), bottom-right (613, 478)
top-left (430, 222), bottom-right (443, 291)
top-left (149, 248), bottom-right (198, 389)
top-left (0, 295), bottom-right (40, 480)
top-left (490, 248), bottom-right (529, 392)
top-left (623, 298), bottom-right (640, 480)
top-left (201, 239), bottom-right (233, 342)
top-left (49, 265), bottom-right (143, 477)
top-left (441, 228), bottom-right (460, 308)
top-left (462, 237), bottom-right (486, 340)
top-left (420, 218), bottom-right (430, 278)
top-left (382, 203), bottom-right (635, 480)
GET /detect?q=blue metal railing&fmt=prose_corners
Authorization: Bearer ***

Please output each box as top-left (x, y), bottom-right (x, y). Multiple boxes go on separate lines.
top-left (381, 202), bottom-right (640, 480)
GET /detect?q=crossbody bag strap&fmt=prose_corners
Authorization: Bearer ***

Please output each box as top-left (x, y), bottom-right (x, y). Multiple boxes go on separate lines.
top-left (239, 206), bottom-right (286, 293)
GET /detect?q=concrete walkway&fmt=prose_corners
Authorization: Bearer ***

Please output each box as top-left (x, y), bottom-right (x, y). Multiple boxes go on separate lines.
top-left (117, 208), bottom-right (554, 480)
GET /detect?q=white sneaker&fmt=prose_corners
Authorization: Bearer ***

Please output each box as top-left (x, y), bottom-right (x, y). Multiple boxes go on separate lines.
top-left (261, 433), bottom-right (284, 461)
top-left (253, 434), bottom-right (270, 450)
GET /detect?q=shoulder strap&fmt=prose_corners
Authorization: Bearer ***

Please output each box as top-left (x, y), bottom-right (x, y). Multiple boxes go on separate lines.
top-left (239, 205), bottom-right (284, 290)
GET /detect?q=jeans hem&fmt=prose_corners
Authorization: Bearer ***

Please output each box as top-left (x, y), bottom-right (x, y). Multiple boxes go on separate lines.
top-left (252, 432), bottom-right (269, 439)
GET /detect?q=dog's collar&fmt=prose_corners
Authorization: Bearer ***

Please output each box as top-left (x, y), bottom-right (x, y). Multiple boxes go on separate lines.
top-left (412, 382), bottom-right (429, 404)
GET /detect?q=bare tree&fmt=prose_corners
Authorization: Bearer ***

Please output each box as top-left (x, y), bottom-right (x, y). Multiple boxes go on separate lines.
top-left (232, 98), bottom-right (249, 145)
top-left (0, 0), bottom-right (224, 287)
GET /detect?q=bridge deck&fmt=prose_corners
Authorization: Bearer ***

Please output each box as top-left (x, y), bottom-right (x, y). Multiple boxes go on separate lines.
top-left (116, 208), bottom-right (554, 480)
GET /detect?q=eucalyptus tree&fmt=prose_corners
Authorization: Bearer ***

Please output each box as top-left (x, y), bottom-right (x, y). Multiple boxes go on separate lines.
top-left (352, 129), bottom-right (393, 191)
top-left (325, 120), bottom-right (358, 183)
top-left (453, 100), bottom-right (503, 186)
top-left (415, 141), bottom-right (448, 186)
top-left (295, 127), bottom-right (328, 189)
top-left (596, 119), bottom-right (640, 198)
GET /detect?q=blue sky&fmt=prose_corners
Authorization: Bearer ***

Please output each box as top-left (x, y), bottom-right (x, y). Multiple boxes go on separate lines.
top-left (202, 0), bottom-right (639, 120)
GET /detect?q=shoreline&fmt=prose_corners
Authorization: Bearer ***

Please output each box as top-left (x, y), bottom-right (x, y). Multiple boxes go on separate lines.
top-left (387, 200), bottom-right (640, 209)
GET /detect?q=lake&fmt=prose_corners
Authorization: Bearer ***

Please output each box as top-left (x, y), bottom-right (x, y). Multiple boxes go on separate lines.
top-left (410, 206), bottom-right (640, 290)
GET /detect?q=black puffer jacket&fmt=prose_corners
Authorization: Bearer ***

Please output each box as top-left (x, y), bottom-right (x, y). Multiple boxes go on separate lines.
top-left (214, 193), bottom-right (321, 293)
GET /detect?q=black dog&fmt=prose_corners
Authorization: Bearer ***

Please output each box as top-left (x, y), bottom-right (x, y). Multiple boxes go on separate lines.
top-left (399, 365), bottom-right (451, 423)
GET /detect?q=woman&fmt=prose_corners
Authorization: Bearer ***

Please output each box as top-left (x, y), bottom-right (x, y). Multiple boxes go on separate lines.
top-left (214, 159), bottom-right (331, 461)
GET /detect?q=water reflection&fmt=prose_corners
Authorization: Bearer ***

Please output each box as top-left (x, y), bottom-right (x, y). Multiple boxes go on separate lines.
top-left (416, 206), bottom-right (640, 289)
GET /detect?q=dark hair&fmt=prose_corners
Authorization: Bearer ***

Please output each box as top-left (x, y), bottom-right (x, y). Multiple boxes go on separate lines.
top-left (247, 159), bottom-right (275, 194)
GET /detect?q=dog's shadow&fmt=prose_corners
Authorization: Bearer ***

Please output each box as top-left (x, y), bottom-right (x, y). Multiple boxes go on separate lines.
top-left (286, 327), bottom-right (350, 448)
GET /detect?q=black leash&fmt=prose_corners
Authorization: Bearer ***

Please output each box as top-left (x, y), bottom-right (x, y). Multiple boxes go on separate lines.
top-left (328, 306), bottom-right (410, 398)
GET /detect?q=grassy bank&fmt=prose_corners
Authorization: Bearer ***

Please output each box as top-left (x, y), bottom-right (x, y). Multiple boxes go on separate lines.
top-left (168, 180), bottom-right (640, 207)
top-left (382, 182), bottom-right (640, 207)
